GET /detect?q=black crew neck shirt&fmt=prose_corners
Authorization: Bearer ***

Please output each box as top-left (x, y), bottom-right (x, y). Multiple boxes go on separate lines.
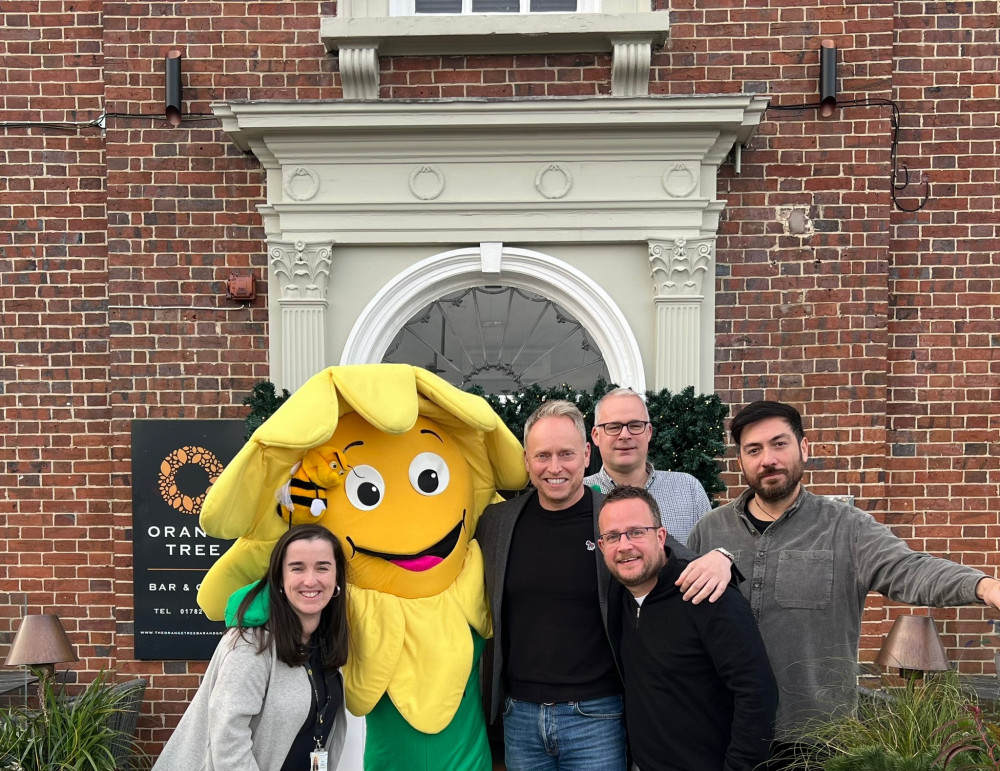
top-left (501, 492), bottom-right (621, 703)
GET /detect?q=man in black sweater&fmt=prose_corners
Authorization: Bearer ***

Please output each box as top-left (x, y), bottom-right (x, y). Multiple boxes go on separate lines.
top-left (598, 485), bottom-right (777, 771)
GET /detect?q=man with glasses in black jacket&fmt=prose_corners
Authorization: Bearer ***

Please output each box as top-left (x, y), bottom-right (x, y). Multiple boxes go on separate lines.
top-left (598, 485), bottom-right (776, 771)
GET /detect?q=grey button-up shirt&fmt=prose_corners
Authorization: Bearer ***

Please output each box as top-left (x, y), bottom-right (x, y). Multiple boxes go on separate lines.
top-left (585, 463), bottom-right (711, 544)
top-left (688, 487), bottom-right (985, 739)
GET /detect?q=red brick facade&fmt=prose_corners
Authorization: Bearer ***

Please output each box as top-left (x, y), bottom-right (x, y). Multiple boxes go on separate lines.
top-left (1, 0), bottom-right (998, 754)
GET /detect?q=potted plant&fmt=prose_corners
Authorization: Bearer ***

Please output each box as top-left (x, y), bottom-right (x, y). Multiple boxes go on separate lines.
top-left (935, 704), bottom-right (1000, 770)
top-left (799, 672), bottom-right (990, 770)
top-left (0, 671), bottom-right (145, 771)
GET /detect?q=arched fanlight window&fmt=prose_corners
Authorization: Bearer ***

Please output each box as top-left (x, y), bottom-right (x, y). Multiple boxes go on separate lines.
top-left (382, 285), bottom-right (610, 394)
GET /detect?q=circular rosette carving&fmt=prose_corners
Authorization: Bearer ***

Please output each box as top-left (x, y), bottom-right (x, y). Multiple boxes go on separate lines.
top-left (408, 165), bottom-right (446, 201)
top-left (534, 163), bottom-right (573, 200)
top-left (661, 163), bottom-right (698, 199)
top-left (284, 167), bottom-right (321, 202)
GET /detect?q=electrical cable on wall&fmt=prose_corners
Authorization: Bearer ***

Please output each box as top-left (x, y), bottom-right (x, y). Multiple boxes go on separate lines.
top-left (0, 111), bottom-right (216, 131)
top-left (767, 98), bottom-right (932, 214)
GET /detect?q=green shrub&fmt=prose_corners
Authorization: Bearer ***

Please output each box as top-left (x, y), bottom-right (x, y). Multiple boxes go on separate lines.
top-left (644, 385), bottom-right (728, 504)
top-left (0, 672), bottom-right (144, 771)
top-left (465, 379), bottom-right (609, 449)
top-left (242, 380), bottom-right (290, 440)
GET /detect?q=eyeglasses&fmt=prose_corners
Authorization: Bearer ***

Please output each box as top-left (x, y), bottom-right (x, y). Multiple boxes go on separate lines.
top-left (597, 526), bottom-right (660, 546)
top-left (595, 420), bottom-right (650, 436)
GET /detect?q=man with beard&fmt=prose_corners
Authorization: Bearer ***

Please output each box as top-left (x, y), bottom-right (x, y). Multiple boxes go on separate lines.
top-left (598, 485), bottom-right (776, 771)
top-left (687, 401), bottom-right (1000, 768)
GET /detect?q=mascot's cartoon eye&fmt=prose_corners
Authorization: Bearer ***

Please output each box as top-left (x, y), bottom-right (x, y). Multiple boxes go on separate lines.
top-left (408, 452), bottom-right (450, 496)
top-left (345, 465), bottom-right (385, 511)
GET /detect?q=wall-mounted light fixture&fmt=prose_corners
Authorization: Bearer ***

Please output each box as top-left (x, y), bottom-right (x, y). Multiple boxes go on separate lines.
top-left (165, 50), bottom-right (183, 126)
top-left (769, 41), bottom-right (931, 211)
top-left (819, 39), bottom-right (838, 118)
top-left (226, 271), bottom-right (257, 302)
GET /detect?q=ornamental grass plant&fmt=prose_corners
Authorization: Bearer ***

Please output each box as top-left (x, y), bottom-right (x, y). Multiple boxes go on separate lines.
top-left (798, 672), bottom-right (1000, 771)
top-left (0, 671), bottom-right (145, 771)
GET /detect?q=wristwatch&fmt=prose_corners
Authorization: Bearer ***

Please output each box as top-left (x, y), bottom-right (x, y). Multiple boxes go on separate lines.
top-left (714, 547), bottom-right (735, 563)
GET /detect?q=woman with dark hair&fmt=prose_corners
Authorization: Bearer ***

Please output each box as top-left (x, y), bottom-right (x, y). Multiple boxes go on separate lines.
top-left (154, 524), bottom-right (349, 771)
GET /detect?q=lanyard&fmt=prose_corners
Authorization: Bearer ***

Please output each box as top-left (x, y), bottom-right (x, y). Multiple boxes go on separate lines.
top-left (305, 662), bottom-right (332, 751)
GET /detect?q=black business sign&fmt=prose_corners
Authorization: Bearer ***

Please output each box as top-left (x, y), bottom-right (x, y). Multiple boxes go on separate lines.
top-left (131, 419), bottom-right (245, 660)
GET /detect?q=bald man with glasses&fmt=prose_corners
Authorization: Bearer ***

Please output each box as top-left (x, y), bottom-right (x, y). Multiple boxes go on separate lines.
top-left (585, 389), bottom-right (712, 544)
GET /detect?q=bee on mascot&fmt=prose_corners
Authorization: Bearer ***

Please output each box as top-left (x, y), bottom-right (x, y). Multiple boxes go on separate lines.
top-left (197, 364), bottom-right (527, 771)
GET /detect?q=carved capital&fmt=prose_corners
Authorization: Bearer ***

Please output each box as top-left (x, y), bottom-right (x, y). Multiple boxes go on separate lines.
top-left (269, 240), bottom-right (333, 301)
top-left (648, 237), bottom-right (714, 299)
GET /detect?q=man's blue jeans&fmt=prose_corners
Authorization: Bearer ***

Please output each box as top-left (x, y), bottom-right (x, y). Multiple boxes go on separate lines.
top-left (502, 695), bottom-right (627, 771)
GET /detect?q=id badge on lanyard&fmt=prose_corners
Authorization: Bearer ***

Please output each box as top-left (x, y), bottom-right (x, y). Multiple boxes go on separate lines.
top-left (306, 661), bottom-right (330, 771)
top-left (309, 748), bottom-right (328, 771)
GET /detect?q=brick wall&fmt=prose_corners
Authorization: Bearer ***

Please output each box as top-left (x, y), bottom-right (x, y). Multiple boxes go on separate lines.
top-left (885, 0), bottom-right (1000, 668)
top-left (0, 0), bottom-right (116, 689)
top-left (1, 0), bottom-right (998, 757)
top-left (102, 1), bottom-right (303, 747)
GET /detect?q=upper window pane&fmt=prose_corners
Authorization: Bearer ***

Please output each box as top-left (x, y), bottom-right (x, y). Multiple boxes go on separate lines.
top-left (414, 0), bottom-right (462, 12)
top-left (471, 0), bottom-right (520, 12)
top-left (382, 286), bottom-right (610, 396)
top-left (530, 0), bottom-right (576, 10)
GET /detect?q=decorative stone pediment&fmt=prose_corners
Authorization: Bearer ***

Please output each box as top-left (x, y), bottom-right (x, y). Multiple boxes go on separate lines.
top-left (214, 95), bottom-right (767, 244)
top-left (213, 95), bottom-right (769, 393)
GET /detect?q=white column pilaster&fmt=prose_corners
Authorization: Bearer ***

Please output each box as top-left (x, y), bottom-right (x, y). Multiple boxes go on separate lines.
top-left (648, 236), bottom-right (715, 393)
top-left (269, 240), bottom-right (333, 391)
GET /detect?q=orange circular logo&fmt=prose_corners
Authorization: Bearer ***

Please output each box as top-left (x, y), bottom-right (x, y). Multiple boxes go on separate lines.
top-left (158, 445), bottom-right (225, 515)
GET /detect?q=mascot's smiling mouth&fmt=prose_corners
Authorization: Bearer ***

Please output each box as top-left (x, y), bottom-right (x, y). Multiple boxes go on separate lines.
top-left (347, 515), bottom-right (465, 572)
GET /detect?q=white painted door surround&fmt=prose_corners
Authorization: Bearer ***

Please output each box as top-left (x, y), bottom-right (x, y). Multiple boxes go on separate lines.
top-left (214, 96), bottom-right (769, 394)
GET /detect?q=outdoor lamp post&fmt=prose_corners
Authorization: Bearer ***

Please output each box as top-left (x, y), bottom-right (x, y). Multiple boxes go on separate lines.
top-left (5, 613), bottom-right (79, 712)
top-left (875, 614), bottom-right (950, 680)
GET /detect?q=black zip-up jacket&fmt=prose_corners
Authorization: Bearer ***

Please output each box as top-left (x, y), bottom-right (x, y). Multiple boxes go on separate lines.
top-left (608, 547), bottom-right (777, 771)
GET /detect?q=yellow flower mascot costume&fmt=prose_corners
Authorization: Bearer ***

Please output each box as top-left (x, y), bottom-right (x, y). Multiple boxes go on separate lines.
top-left (196, 364), bottom-right (527, 771)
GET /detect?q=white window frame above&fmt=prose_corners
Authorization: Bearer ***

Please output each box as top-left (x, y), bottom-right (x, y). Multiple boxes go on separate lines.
top-left (322, 0), bottom-right (668, 98)
top-left (341, 245), bottom-right (647, 392)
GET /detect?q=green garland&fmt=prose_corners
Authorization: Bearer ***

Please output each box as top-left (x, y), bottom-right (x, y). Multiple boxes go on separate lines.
top-left (242, 380), bottom-right (290, 440)
top-left (243, 376), bottom-right (727, 504)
